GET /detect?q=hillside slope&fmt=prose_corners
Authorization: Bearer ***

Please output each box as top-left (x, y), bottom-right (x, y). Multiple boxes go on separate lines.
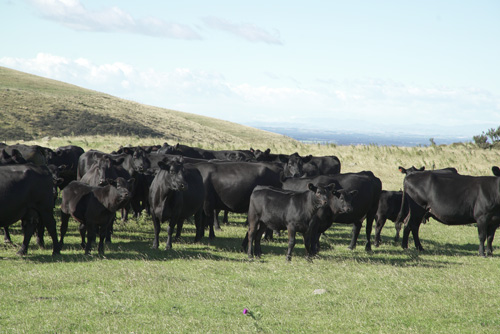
top-left (0, 66), bottom-right (296, 147)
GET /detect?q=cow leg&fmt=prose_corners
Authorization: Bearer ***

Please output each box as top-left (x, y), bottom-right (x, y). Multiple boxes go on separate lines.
top-left (241, 231), bottom-right (249, 252)
top-left (40, 211), bottom-right (61, 256)
top-left (401, 214), bottom-right (412, 249)
top-left (374, 216), bottom-right (387, 247)
top-left (223, 210), bottom-right (229, 224)
top-left (247, 220), bottom-right (259, 259)
top-left (97, 225), bottom-right (106, 256)
top-left (254, 223), bottom-right (267, 258)
top-left (263, 228), bottom-right (274, 241)
top-left (394, 221), bottom-right (402, 242)
top-left (193, 210), bottom-right (203, 242)
top-left (121, 205), bottom-right (129, 223)
top-left (79, 223), bottom-right (87, 249)
top-left (286, 227), bottom-right (297, 261)
top-left (105, 217), bottom-right (114, 243)
top-left (305, 218), bottom-right (319, 257)
top-left (310, 230), bottom-right (322, 255)
top-left (365, 215), bottom-right (374, 252)
top-left (214, 209), bottom-right (221, 231)
top-left (85, 225), bottom-right (95, 255)
top-left (208, 217), bottom-right (216, 240)
top-left (151, 212), bottom-right (161, 249)
top-left (174, 219), bottom-right (184, 241)
top-left (486, 224), bottom-right (496, 257)
top-left (166, 220), bottom-right (175, 250)
top-left (35, 216), bottom-right (45, 249)
top-left (477, 220), bottom-right (488, 257)
top-left (410, 221), bottom-right (424, 251)
top-left (4, 227), bottom-right (12, 244)
top-left (348, 221), bottom-right (362, 250)
top-left (59, 211), bottom-right (70, 247)
top-left (17, 218), bottom-right (35, 256)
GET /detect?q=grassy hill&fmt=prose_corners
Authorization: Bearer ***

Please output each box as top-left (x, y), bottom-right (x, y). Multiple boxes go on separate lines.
top-left (0, 66), bottom-right (297, 148)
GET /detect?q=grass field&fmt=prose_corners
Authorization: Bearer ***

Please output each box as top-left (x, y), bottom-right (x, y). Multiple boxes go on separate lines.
top-left (1, 138), bottom-right (500, 333)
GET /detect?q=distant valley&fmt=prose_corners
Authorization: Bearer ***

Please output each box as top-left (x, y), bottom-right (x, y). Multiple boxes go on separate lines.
top-left (253, 126), bottom-right (470, 147)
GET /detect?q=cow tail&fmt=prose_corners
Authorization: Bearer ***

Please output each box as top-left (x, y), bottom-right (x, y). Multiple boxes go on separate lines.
top-left (396, 185), bottom-right (409, 228)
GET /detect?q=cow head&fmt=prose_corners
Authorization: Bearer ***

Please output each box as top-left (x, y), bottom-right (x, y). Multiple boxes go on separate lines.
top-left (94, 157), bottom-right (120, 186)
top-left (157, 158), bottom-right (188, 191)
top-left (398, 166), bottom-right (425, 175)
top-left (252, 148), bottom-right (271, 161)
top-left (308, 183), bottom-right (329, 208)
top-left (108, 177), bottom-right (135, 209)
top-left (284, 153), bottom-right (305, 178)
top-left (131, 148), bottom-right (151, 172)
top-left (327, 186), bottom-right (357, 215)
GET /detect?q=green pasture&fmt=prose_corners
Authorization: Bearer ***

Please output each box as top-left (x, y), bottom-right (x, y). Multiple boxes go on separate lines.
top-left (1, 138), bottom-right (500, 333)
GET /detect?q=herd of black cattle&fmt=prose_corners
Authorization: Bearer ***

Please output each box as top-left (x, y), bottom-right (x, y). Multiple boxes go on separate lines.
top-left (1, 142), bottom-right (500, 260)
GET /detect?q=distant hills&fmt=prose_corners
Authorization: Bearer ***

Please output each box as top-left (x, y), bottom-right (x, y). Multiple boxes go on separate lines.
top-left (0, 66), bottom-right (297, 148)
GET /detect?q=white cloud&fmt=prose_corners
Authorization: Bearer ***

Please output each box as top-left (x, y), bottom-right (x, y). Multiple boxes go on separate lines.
top-left (202, 16), bottom-right (282, 45)
top-left (29, 0), bottom-right (201, 39)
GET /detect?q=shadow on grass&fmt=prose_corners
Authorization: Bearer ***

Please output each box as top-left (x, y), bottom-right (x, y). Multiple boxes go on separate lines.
top-left (3, 219), bottom-right (489, 266)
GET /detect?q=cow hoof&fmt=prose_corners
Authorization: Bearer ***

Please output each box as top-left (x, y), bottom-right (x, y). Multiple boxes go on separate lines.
top-left (16, 250), bottom-right (27, 256)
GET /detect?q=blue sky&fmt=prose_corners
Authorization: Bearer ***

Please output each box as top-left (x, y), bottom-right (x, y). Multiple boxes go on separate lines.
top-left (1, 0), bottom-right (499, 139)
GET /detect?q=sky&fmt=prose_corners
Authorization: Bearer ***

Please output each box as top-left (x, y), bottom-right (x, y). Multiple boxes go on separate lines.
top-left (1, 0), bottom-right (500, 140)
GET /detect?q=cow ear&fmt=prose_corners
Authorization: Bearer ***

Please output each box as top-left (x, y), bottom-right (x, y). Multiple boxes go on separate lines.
top-left (398, 166), bottom-right (406, 174)
top-left (12, 149), bottom-right (23, 159)
top-left (325, 183), bottom-right (336, 193)
top-left (175, 143), bottom-right (180, 149)
top-left (307, 183), bottom-right (317, 192)
top-left (128, 178), bottom-right (135, 187)
top-left (492, 166), bottom-right (500, 176)
top-left (122, 147), bottom-right (132, 155)
top-left (250, 147), bottom-right (255, 153)
top-left (419, 166), bottom-right (425, 171)
top-left (349, 190), bottom-right (358, 198)
top-left (58, 164), bottom-right (67, 172)
top-left (303, 155), bottom-right (313, 163)
top-left (265, 148), bottom-right (271, 155)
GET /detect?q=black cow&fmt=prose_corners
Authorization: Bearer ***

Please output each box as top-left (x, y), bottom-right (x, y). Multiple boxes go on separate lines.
top-left (159, 143), bottom-right (253, 161)
top-left (398, 171), bottom-right (500, 256)
top-left (78, 149), bottom-right (149, 180)
top-left (60, 177), bottom-right (134, 255)
top-left (80, 156), bottom-right (123, 187)
top-left (399, 165), bottom-right (458, 175)
top-left (2, 144), bottom-right (48, 166)
top-left (282, 172), bottom-right (382, 252)
top-left (0, 164), bottom-right (61, 255)
top-left (194, 161), bottom-right (283, 241)
top-left (47, 145), bottom-right (85, 189)
top-left (149, 159), bottom-right (205, 250)
top-left (374, 190), bottom-right (403, 247)
top-left (303, 155), bottom-right (341, 176)
top-left (245, 184), bottom-right (330, 261)
top-left (0, 149), bottom-right (27, 165)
